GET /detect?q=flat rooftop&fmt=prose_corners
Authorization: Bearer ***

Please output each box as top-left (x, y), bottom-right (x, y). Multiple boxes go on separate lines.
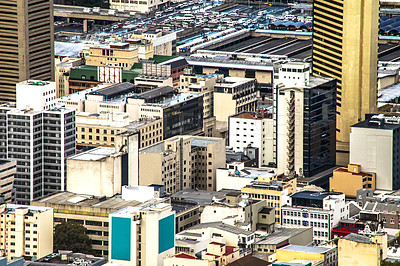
top-left (68, 147), bottom-right (116, 161)
top-left (171, 189), bottom-right (227, 205)
top-left (256, 227), bottom-right (312, 245)
top-left (189, 221), bottom-right (254, 236)
top-left (278, 244), bottom-right (332, 254)
top-left (89, 82), bottom-right (135, 98)
top-left (2, 204), bottom-right (51, 214)
top-left (33, 191), bottom-right (142, 210)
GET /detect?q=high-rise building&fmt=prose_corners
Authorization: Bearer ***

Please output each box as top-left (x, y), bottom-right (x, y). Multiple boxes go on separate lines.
top-left (312, 0), bottom-right (379, 164)
top-left (0, 0), bottom-right (54, 102)
top-left (0, 104), bottom-right (76, 204)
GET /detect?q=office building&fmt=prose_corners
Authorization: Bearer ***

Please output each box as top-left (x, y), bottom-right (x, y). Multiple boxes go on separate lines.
top-left (281, 191), bottom-right (348, 244)
top-left (229, 111), bottom-right (274, 167)
top-left (16, 80), bottom-right (57, 111)
top-left (139, 135), bottom-right (225, 193)
top-left (0, 160), bottom-right (16, 203)
top-left (312, 0), bottom-right (379, 164)
top-left (274, 63), bottom-right (336, 177)
top-left (0, 204), bottom-right (53, 261)
top-left (350, 114), bottom-right (400, 191)
top-left (0, 0), bottom-right (54, 102)
top-left (31, 191), bottom-right (143, 258)
top-left (180, 70), bottom-right (222, 137)
top-left (0, 105), bottom-right (76, 204)
top-left (109, 200), bottom-right (175, 266)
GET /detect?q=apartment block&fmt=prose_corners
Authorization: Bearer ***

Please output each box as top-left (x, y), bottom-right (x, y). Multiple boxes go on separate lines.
top-left (31, 192), bottom-right (143, 258)
top-left (241, 175), bottom-right (296, 223)
top-left (312, 0), bottom-right (379, 164)
top-left (0, 105), bottom-right (76, 204)
top-left (109, 200), bottom-right (175, 266)
top-left (0, 0), bottom-right (54, 102)
top-left (229, 111), bottom-right (274, 167)
top-left (274, 62), bottom-right (336, 177)
top-left (213, 77), bottom-right (257, 123)
top-left (139, 135), bottom-right (225, 193)
top-left (281, 191), bottom-right (348, 244)
top-left (0, 160), bottom-right (16, 203)
top-left (350, 114), bottom-right (400, 191)
top-left (0, 204), bottom-right (53, 261)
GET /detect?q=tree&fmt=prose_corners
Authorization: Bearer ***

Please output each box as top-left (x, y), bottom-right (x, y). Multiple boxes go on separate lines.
top-left (54, 221), bottom-right (94, 254)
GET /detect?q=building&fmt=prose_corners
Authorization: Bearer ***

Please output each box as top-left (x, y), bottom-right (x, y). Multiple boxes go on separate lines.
top-left (109, 0), bottom-right (169, 14)
top-left (55, 57), bottom-right (83, 97)
top-left (108, 200), bottom-right (175, 266)
top-left (180, 70), bottom-right (222, 137)
top-left (84, 43), bottom-right (140, 70)
top-left (331, 219), bottom-right (365, 239)
top-left (26, 251), bottom-right (105, 266)
top-left (213, 77), bottom-right (257, 123)
top-left (276, 245), bottom-right (337, 266)
top-left (229, 111), bottom-right (274, 167)
top-left (274, 63), bottom-right (336, 177)
top-left (131, 30), bottom-right (177, 56)
top-left (0, 160), bottom-right (16, 203)
top-left (0, 105), bottom-right (76, 204)
top-left (241, 175), bottom-right (297, 223)
top-left (254, 227), bottom-right (313, 254)
top-left (171, 199), bottom-right (201, 233)
top-left (281, 191), bottom-right (348, 244)
top-left (338, 233), bottom-right (387, 266)
top-left (31, 191), bottom-right (144, 258)
top-left (139, 135), bottom-right (225, 193)
top-left (350, 114), bottom-right (400, 191)
top-left (330, 164), bottom-right (376, 197)
top-left (0, 204), bottom-right (53, 261)
top-left (16, 81), bottom-right (57, 111)
top-left (311, 0), bottom-right (379, 165)
top-left (0, 0), bottom-right (54, 102)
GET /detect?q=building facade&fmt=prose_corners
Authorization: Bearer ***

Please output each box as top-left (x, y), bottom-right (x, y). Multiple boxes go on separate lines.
top-left (0, 0), bottom-right (54, 102)
top-left (0, 160), bottom-right (16, 203)
top-left (312, 0), bottom-right (379, 164)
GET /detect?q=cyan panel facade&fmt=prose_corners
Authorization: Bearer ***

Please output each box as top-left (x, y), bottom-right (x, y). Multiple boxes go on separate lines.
top-left (111, 217), bottom-right (131, 261)
top-left (158, 214), bottom-right (175, 253)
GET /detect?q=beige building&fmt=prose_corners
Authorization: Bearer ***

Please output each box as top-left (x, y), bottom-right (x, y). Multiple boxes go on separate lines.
top-left (180, 70), bottom-right (222, 137)
top-left (338, 233), bottom-right (387, 266)
top-left (84, 43), bottom-right (139, 70)
top-left (139, 135), bottom-right (226, 193)
top-left (0, 204), bottom-right (53, 261)
top-left (213, 77), bottom-right (257, 123)
top-left (330, 164), bottom-right (376, 197)
top-left (312, 0), bottom-right (379, 165)
top-left (31, 192), bottom-right (143, 258)
top-left (0, 0), bottom-right (54, 102)
top-left (130, 31), bottom-right (176, 56)
top-left (0, 160), bottom-right (16, 203)
top-left (55, 58), bottom-right (83, 97)
top-left (109, 0), bottom-right (169, 14)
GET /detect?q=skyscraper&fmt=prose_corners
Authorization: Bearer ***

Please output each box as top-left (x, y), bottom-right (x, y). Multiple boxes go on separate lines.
top-left (312, 0), bottom-right (379, 165)
top-left (0, 0), bottom-right (54, 102)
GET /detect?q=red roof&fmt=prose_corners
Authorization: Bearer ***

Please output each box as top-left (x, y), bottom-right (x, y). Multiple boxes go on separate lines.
top-left (210, 242), bottom-right (225, 246)
top-left (224, 246), bottom-right (237, 256)
top-left (174, 253), bottom-right (196, 260)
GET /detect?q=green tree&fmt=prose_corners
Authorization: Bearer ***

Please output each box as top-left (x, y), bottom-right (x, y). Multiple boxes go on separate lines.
top-left (54, 221), bottom-right (93, 254)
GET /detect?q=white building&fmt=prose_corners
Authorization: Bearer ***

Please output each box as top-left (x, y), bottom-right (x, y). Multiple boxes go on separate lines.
top-left (110, 0), bottom-right (169, 14)
top-left (16, 80), bottom-right (57, 111)
top-left (108, 200), bottom-right (175, 266)
top-left (121, 185), bottom-right (158, 202)
top-left (229, 111), bottom-right (274, 167)
top-left (281, 191), bottom-right (348, 244)
top-left (350, 114), bottom-right (400, 191)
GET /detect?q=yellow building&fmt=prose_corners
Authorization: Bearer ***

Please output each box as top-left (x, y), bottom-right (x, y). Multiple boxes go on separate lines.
top-left (55, 57), bottom-right (83, 97)
top-left (338, 233), bottom-right (387, 266)
top-left (312, 0), bottom-right (379, 165)
top-left (0, 204), bottom-right (53, 261)
top-left (241, 175), bottom-right (296, 223)
top-left (276, 244), bottom-right (337, 265)
top-left (85, 43), bottom-right (139, 70)
top-left (330, 164), bottom-right (376, 197)
top-left (31, 192), bottom-right (143, 258)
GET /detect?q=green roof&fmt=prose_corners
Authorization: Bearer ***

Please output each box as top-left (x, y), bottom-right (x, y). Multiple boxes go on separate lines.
top-left (69, 65), bottom-right (98, 81)
top-left (151, 55), bottom-right (177, 64)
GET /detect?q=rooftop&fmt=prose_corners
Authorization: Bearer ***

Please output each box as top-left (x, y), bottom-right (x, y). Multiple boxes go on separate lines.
top-left (1, 204), bottom-right (51, 214)
top-left (68, 147), bottom-right (117, 161)
top-left (171, 189), bottom-right (227, 205)
top-left (89, 82), bottom-right (135, 98)
top-left (129, 86), bottom-right (175, 101)
top-left (291, 191), bottom-right (342, 201)
top-left (256, 227), bottom-right (312, 245)
top-left (352, 113), bottom-right (400, 130)
top-left (111, 200), bottom-right (171, 216)
top-left (278, 244), bottom-right (333, 254)
top-left (33, 191), bottom-right (142, 210)
top-left (343, 233), bottom-right (374, 244)
top-left (189, 221), bottom-right (254, 236)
